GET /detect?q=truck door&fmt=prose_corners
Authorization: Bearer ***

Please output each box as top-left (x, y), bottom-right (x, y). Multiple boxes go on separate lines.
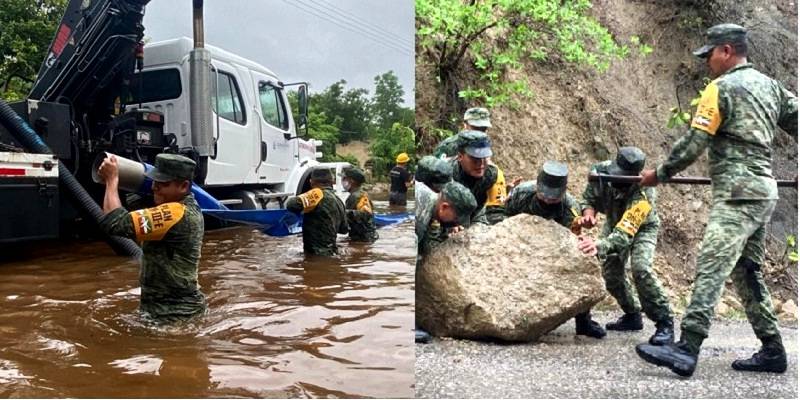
top-left (207, 65), bottom-right (255, 185)
top-left (252, 72), bottom-right (295, 184)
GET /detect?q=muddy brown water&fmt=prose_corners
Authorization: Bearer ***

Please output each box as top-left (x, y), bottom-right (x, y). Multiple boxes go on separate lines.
top-left (0, 201), bottom-right (414, 398)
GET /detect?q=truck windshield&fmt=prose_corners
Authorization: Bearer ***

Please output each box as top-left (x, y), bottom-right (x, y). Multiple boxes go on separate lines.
top-left (128, 69), bottom-right (182, 104)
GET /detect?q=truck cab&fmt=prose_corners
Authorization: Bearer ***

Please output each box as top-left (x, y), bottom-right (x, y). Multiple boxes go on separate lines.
top-left (131, 37), bottom-right (345, 209)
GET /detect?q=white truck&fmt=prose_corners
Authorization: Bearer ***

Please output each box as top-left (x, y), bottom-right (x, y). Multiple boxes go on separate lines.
top-left (0, 0), bottom-right (351, 252)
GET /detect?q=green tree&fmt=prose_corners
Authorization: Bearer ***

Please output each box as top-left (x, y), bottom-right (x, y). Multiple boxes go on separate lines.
top-left (416, 0), bottom-right (631, 128)
top-left (0, 0), bottom-right (67, 100)
top-left (369, 122), bottom-right (416, 179)
top-left (371, 71), bottom-right (406, 132)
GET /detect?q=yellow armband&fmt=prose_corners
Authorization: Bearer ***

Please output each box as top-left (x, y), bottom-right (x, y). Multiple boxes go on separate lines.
top-left (615, 200), bottom-right (652, 236)
top-left (486, 168), bottom-right (507, 206)
top-left (356, 193), bottom-right (373, 214)
top-left (130, 202), bottom-right (185, 242)
top-left (298, 188), bottom-right (324, 213)
top-left (691, 80), bottom-right (722, 135)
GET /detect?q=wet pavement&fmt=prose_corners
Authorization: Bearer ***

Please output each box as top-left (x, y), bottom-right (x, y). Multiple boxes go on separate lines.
top-left (0, 201), bottom-right (414, 398)
top-left (415, 312), bottom-right (798, 398)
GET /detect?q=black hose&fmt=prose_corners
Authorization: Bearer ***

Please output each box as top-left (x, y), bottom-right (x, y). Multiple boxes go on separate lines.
top-left (0, 99), bottom-right (142, 258)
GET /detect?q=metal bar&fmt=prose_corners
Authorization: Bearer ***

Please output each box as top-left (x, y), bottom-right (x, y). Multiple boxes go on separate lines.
top-left (588, 173), bottom-right (797, 188)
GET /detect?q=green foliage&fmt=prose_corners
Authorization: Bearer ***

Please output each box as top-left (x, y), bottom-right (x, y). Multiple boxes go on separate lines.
top-left (417, 0), bottom-right (630, 108)
top-left (787, 235), bottom-right (798, 263)
top-left (666, 80), bottom-right (708, 129)
top-left (369, 123), bottom-right (416, 179)
top-left (287, 72), bottom-right (414, 167)
top-left (0, 0), bottom-right (67, 100)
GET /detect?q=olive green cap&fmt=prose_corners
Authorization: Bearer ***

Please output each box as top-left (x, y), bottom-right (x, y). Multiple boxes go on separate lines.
top-left (415, 155), bottom-right (452, 191)
top-left (440, 181), bottom-right (477, 228)
top-left (344, 167), bottom-right (366, 184)
top-left (536, 160), bottom-right (568, 201)
top-left (145, 153), bottom-right (196, 182)
top-left (463, 107), bottom-right (492, 128)
top-left (693, 23), bottom-right (747, 58)
top-left (608, 146), bottom-right (646, 176)
top-left (310, 168), bottom-right (334, 183)
top-left (457, 130), bottom-right (493, 159)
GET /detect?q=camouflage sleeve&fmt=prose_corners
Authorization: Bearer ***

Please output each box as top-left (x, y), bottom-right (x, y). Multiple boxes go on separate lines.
top-left (99, 207), bottom-right (137, 240)
top-left (349, 192), bottom-right (374, 223)
top-left (655, 129), bottom-right (712, 181)
top-left (657, 79), bottom-right (726, 181)
top-left (597, 196), bottom-right (653, 258)
top-left (286, 188), bottom-right (324, 214)
top-left (472, 206), bottom-right (489, 225)
top-left (563, 194), bottom-right (583, 234)
top-left (345, 192), bottom-right (358, 210)
top-left (778, 84), bottom-right (798, 137)
top-left (504, 190), bottom-right (528, 216)
top-left (286, 197), bottom-right (303, 213)
top-left (580, 167), bottom-right (601, 212)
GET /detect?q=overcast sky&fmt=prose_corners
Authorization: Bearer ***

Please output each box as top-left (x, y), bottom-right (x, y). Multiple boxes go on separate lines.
top-left (142, 0), bottom-right (414, 106)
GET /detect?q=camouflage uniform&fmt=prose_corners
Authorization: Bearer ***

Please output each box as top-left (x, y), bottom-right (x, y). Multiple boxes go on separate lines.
top-left (506, 181), bottom-right (582, 233)
top-left (582, 160), bottom-right (673, 323)
top-left (655, 61), bottom-right (797, 347)
top-left (99, 154), bottom-right (206, 320)
top-left (287, 177), bottom-right (348, 256)
top-left (415, 181), bottom-right (476, 262)
top-left (450, 130), bottom-right (507, 225)
top-left (433, 135), bottom-right (460, 160)
top-left (415, 155), bottom-right (452, 192)
top-left (344, 174), bottom-right (378, 243)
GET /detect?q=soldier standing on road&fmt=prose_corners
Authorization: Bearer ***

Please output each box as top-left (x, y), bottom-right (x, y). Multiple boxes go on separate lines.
top-left (415, 180), bottom-right (478, 343)
top-left (286, 169), bottom-right (348, 256)
top-left (576, 147), bottom-right (675, 347)
top-left (97, 153), bottom-right (206, 321)
top-left (342, 167), bottom-right (378, 243)
top-left (389, 153), bottom-right (413, 206)
top-left (506, 160), bottom-right (606, 339)
top-left (450, 130), bottom-right (507, 225)
top-left (434, 107), bottom-right (492, 159)
top-left (635, 23), bottom-right (797, 377)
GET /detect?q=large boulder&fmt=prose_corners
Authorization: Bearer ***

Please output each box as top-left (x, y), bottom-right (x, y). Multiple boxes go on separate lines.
top-left (416, 214), bottom-right (606, 341)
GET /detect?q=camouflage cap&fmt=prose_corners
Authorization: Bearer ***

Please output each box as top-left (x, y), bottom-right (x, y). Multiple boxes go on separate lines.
top-left (457, 130), bottom-right (493, 159)
top-left (433, 135), bottom-right (460, 159)
top-left (608, 146), bottom-right (646, 176)
top-left (693, 23), bottom-right (747, 58)
top-left (344, 167), bottom-right (366, 184)
top-left (440, 181), bottom-right (477, 228)
top-left (310, 168), bottom-right (334, 183)
top-left (464, 107), bottom-right (492, 128)
top-left (536, 160), bottom-right (568, 201)
top-left (145, 153), bottom-right (196, 182)
top-left (415, 155), bottom-right (453, 191)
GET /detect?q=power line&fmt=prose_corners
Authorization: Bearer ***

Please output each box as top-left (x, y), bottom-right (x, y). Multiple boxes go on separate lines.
top-left (290, 0), bottom-right (413, 55)
top-left (281, 0), bottom-right (413, 56)
top-left (305, 0), bottom-right (413, 52)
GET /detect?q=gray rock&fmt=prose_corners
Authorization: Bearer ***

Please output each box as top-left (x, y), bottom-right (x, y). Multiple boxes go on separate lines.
top-left (416, 214), bottom-right (606, 341)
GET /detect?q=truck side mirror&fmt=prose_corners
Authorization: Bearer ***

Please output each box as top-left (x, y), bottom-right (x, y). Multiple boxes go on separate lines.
top-left (297, 85), bottom-right (308, 137)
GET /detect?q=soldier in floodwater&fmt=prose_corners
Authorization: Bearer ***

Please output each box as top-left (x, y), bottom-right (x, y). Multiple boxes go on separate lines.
top-left (342, 167), bottom-right (378, 243)
top-left (286, 169), bottom-right (349, 256)
top-left (97, 153), bottom-right (206, 321)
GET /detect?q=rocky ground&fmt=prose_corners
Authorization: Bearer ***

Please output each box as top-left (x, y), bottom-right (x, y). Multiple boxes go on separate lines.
top-left (415, 313), bottom-right (798, 399)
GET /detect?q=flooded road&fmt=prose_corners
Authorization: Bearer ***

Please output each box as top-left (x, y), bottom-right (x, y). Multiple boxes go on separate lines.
top-left (0, 201), bottom-right (415, 398)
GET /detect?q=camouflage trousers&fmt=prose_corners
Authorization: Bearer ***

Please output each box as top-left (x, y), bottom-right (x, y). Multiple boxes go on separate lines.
top-left (601, 224), bottom-right (673, 322)
top-left (681, 199), bottom-right (780, 342)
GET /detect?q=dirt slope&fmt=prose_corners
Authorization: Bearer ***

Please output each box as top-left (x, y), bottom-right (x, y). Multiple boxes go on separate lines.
top-left (416, 0), bottom-right (798, 319)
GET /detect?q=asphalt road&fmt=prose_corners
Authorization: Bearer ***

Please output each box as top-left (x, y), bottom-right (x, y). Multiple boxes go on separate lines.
top-left (415, 313), bottom-right (798, 398)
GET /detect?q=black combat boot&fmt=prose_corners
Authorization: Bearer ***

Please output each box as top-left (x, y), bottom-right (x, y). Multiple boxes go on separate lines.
top-left (731, 337), bottom-right (787, 373)
top-left (606, 312), bottom-right (643, 331)
top-left (635, 340), bottom-right (698, 377)
top-left (575, 312), bottom-right (606, 338)
top-left (649, 319), bottom-right (674, 345)
top-left (415, 328), bottom-right (432, 344)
